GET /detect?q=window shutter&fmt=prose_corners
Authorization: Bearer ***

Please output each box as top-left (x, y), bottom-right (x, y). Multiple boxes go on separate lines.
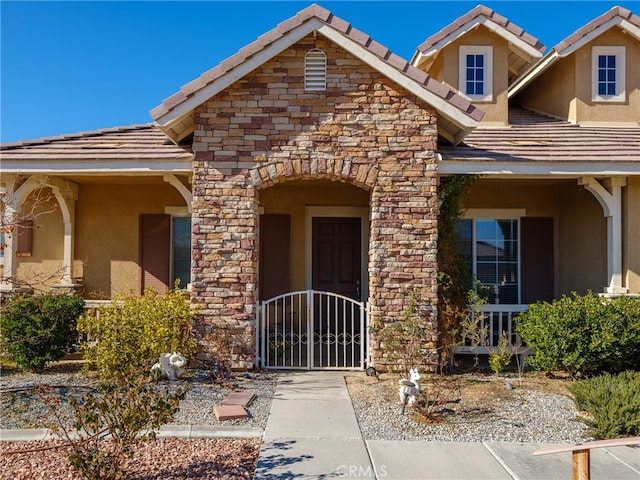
top-left (305, 49), bottom-right (327, 91)
top-left (521, 217), bottom-right (554, 303)
top-left (139, 214), bottom-right (170, 294)
top-left (16, 219), bottom-right (33, 257)
top-left (259, 214), bottom-right (290, 300)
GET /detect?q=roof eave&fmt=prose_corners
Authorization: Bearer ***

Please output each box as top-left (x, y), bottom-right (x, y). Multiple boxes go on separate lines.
top-left (154, 16), bottom-right (483, 146)
top-left (508, 51), bottom-right (559, 99)
top-left (554, 17), bottom-right (640, 57)
top-left (416, 16), bottom-right (545, 65)
top-left (153, 19), bottom-right (323, 143)
top-left (438, 160), bottom-right (640, 177)
top-left (509, 16), bottom-right (640, 99)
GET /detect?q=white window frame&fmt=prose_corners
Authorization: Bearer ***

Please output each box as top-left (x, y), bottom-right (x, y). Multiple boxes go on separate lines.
top-left (304, 48), bottom-right (327, 91)
top-left (460, 209), bottom-right (525, 305)
top-left (459, 45), bottom-right (493, 102)
top-left (592, 46), bottom-right (626, 102)
top-left (165, 206), bottom-right (191, 290)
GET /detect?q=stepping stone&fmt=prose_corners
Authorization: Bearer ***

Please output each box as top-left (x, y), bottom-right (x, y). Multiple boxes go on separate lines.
top-left (221, 391), bottom-right (256, 407)
top-left (213, 404), bottom-right (248, 421)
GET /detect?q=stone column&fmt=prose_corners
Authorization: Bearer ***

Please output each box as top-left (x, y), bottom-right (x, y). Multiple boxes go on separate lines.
top-left (190, 161), bottom-right (258, 368)
top-left (368, 153), bottom-right (439, 369)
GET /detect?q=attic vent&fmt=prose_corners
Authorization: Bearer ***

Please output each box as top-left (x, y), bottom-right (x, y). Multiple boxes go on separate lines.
top-left (305, 48), bottom-right (327, 91)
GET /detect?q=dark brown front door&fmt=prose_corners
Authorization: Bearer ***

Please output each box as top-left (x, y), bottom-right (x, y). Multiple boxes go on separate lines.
top-left (312, 217), bottom-right (361, 300)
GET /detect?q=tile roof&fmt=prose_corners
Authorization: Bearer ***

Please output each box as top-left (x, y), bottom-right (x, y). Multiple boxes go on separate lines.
top-left (439, 108), bottom-right (640, 166)
top-left (151, 3), bottom-right (483, 144)
top-left (415, 4), bottom-right (545, 55)
top-left (553, 5), bottom-right (640, 55)
top-left (1, 124), bottom-right (192, 165)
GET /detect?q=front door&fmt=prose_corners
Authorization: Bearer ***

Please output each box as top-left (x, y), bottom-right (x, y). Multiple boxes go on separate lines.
top-left (312, 217), bottom-right (361, 299)
top-left (311, 217), bottom-right (362, 368)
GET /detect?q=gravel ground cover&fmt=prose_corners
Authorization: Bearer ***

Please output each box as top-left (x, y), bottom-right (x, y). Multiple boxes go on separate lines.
top-left (1, 363), bottom-right (276, 479)
top-left (346, 372), bottom-right (591, 443)
top-left (0, 363), bottom-right (278, 430)
top-left (1, 364), bottom-right (592, 478)
top-left (0, 438), bottom-right (260, 479)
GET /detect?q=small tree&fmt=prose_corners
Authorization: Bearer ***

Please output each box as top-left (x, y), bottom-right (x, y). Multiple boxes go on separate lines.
top-left (379, 291), bottom-right (436, 376)
top-left (488, 333), bottom-right (512, 375)
top-left (1, 180), bottom-right (62, 291)
top-left (1, 292), bottom-right (84, 370)
top-left (38, 372), bottom-right (188, 480)
top-left (436, 175), bottom-right (476, 370)
top-left (79, 286), bottom-right (196, 379)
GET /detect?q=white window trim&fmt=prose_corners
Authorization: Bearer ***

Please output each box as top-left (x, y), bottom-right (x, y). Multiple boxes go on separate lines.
top-left (460, 209), bottom-right (525, 305)
top-left (165, 206), bottom-right (191, 289)
top-left (459, 45), bottom-right (493, 102)
top-left (592, 46), bottom-right (626, 102)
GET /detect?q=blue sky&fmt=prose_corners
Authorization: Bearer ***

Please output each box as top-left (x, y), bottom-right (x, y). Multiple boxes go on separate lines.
top-left (1, 1), bottom-right (634, 142)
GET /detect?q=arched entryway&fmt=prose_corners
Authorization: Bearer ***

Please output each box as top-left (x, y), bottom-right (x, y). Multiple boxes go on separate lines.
top-left (256, 179), bottom-right (370, 369)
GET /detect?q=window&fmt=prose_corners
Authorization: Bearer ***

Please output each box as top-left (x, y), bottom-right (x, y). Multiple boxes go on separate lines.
top-left (459, 46), bottom-right (493, 101)
top-left (592, 46), bottom-right (625, 102)
top-left (172, 216), bottom-right (191, 289)
top-left (304, 49), bottom-right (327, 91)
top-left (455, 216), bottom-right (520, 304)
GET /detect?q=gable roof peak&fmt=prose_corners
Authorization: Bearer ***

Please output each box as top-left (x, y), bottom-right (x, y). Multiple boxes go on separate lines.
top-left (151, 2), bottom-right (483, 145)
top-left (552, 4), bottom-right (640, 54)
top-left (509, 5), bottom-right (640, 99)
top-left (414, 4), bottom-right (545, 57)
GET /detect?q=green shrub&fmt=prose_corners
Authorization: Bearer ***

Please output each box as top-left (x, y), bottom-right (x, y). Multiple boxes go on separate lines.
top-left (488, 333), bottom-right (512, 375)
top-left (79, 287), bottom-right (196, 379)
top-left (517, 293), bottom-right (640, 377)
top-left (569, 371), bottom-right (640, 439)
top-left (0, 293), bottom-right (84, 371)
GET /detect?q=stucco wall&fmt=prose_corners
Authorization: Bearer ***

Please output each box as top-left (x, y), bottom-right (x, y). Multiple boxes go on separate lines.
top-left (259, 180), bottom-right (369, 292)
top-left (14, 188), bottom-right (65, 292)
top-left (518, 27), bottom-right (640, 125)
top-left (557, 185), bottom-right (608, 294)
top-left (624, 176), bottom-right (640, 293)
top-left (31, 179), bottom-right (185, 298)
top-left (424, 27), bottom-right (510, 126)
top-left (191, 34), bottom-right (440, 368)
top-left (517, 57), bottom-right (577, 121)
top-left (574, 28), bottom-right (640, 125)
top-left (461, 178), bottom-right (607, 298)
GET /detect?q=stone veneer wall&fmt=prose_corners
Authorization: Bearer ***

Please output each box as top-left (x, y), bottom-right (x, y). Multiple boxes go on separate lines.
top-left (191, 35), bottom-right (439, 369)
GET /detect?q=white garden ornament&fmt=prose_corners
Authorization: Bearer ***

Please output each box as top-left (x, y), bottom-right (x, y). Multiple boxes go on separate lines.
top-left (398, 368), bottom-right (422, 405)
top-left (151, 352), bottom-right (187, 381)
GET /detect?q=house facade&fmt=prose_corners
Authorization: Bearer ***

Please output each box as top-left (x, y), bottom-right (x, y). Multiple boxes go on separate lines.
top-left (2, 4), bottom-right (639, 369)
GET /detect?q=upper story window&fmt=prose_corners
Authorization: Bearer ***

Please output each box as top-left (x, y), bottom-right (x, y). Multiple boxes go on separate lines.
top-left (459, 46), bottom-right (493, 102)
top-left (592, 46), bottom-right (626, 102)
top-left (304, 49), bottom-right (327, 91)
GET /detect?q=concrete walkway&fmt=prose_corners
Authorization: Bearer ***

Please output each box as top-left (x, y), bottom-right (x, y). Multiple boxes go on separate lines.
top-left (254, 371), bottom-right (640, 480)
top-left (2, 371), bottom-right (639, 479)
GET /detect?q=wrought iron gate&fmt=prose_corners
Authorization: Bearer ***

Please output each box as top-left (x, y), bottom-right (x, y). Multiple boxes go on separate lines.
top-left (257, 290), bottom-right (366, 370)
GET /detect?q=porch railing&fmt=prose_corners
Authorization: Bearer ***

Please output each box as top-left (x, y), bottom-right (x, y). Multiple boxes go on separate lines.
top-left (79, 300), bottom-right (112, 345)
top-left (454, 304), bottom-right (532, 357)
